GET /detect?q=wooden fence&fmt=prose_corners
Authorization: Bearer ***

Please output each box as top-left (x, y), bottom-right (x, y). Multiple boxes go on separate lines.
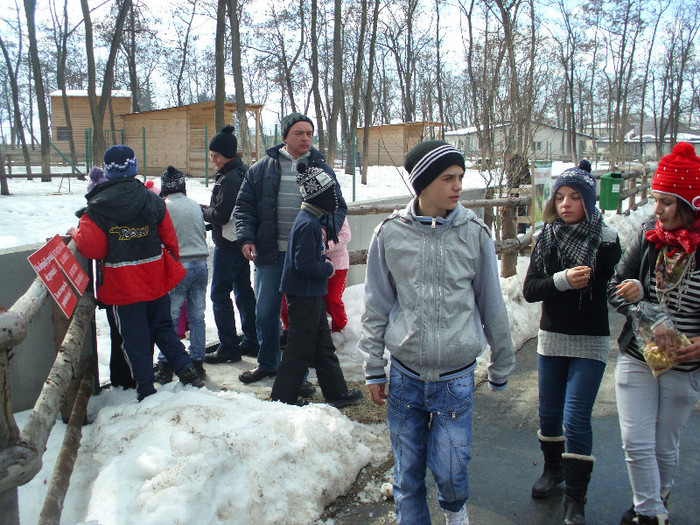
top-left (0, 238), bottom-right (96, 525)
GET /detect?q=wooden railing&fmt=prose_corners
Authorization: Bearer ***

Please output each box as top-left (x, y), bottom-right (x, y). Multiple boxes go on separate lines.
top-left (0, 239), bottom-right (96, 525)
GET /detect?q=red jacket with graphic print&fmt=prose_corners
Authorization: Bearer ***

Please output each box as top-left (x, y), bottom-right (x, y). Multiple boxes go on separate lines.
top-left (71, 177), bottom-right (185, 305)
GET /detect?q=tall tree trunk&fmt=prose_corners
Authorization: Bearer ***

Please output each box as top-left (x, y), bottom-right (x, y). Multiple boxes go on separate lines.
top-left (80, 0), bottom-right (132, 165)
top-left (310, 0), bottom-right (325, 152)
top-left (214, 0), bottom-right (227, 131)
top-left (228, 0), bottom-right (251, 162)
top-left (0, 35), bottom-right (32, 178)
top-left (344, 0), bottom-right (369, 175)
top-left (326, 0), bottom-right (343, 165)
top-left (24, 0), bottom-right (52, 181)
top-left (435, 0), bottom-right (445, 138)
top-left (361, 0), bottom-right (380, 184)
top-left (55, 0), bottom-right (78, 171)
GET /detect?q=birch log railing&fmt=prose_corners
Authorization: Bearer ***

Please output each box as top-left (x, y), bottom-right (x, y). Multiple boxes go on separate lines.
top-left (346, 195), bottom-right (534, 276)
top-left (0, 238), bottom-right (96, 525)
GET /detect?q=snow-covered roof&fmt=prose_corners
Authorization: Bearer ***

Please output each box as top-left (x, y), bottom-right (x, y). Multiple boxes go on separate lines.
top-left (49, 89), bottom-right (132, 98)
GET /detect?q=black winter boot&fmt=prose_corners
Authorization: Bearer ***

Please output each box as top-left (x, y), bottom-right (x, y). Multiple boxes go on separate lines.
top-left (532, 431), bottom-right (565, 499)
top-left (178, 366), bottom-right (206, 389)
top-left (562, 453), bottom-right (594, 525)
top-left (154, 361), bottom-right (173, 384)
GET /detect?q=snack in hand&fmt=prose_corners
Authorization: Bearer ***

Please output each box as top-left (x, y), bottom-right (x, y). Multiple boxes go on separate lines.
top-left (642, 333), bottom-right (691, 377)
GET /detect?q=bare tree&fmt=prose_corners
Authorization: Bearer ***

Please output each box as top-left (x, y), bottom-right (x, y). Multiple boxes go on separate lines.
top-left (214, 0), bottom-right (226, 130)
top-left (325, 0), bottom-right (343, 165)
top-left (361, 0), bottom-right (381, 184)
top-left (228, 0), bottom-right (252, 161)
top-left (80, 0), bottom-right (132, 165)
top-left (24, 0), bottom-right (52, 180)
top-left (0, 2), bottom-right (32, 177)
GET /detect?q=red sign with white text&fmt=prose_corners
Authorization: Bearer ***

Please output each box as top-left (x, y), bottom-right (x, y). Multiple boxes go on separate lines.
top-left (45, 235), bottom-right (88, 294)
top-left (27, 236), bottom-right (85, 318)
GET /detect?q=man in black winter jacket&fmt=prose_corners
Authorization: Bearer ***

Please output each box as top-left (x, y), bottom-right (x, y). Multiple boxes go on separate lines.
top-left (201, 125), bottom-right (258, 363)
top-left (234, 113), bottom-right (347, 384)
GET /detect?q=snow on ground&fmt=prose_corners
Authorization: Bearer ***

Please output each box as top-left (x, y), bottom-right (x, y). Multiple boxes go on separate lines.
top-left (1, 162), bottom-right (652, 524)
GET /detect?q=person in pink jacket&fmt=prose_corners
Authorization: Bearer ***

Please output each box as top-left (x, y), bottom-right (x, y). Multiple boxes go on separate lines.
top-left (324, 217), bottom-right (351, 332)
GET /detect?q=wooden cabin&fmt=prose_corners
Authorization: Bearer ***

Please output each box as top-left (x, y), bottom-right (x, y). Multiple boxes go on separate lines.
top-left (356, 122), bottom-right (443, 166)
top-left (50, 92), bottom-right (264, 178)
top-left (118, 101), bottom-right (264, 178)
top-left (50, 90), bottom-right (132, 160)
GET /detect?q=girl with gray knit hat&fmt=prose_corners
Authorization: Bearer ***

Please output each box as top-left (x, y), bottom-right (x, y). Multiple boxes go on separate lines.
top-left (523, 166), bottom-right (621, 525)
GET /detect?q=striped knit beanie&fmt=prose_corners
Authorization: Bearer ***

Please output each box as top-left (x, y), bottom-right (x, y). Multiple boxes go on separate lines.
top-left (404, 140), bottom-right (465, 196)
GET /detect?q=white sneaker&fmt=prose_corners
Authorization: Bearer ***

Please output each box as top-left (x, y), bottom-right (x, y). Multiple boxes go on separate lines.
top-left (444, 505), bottom-right (469, 525)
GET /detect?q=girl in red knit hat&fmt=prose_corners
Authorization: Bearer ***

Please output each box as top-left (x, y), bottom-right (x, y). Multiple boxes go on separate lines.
top-left (609, 142), bottom-right (700, 525)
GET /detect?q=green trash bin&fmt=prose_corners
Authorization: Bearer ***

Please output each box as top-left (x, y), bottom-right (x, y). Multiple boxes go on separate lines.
top-left (599, 171), bottom-right (623, 211)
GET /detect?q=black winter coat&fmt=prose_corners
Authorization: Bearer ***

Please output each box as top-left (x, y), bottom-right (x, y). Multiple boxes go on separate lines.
top-left (234, 145), bottom-right (347, 266)
top-left (202, 156), bottom-right (249, 247)
top-left (523, 225), bottom-right (621, 336)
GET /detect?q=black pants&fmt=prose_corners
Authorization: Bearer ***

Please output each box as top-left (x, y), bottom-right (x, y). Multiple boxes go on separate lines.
top-left (106, 307), bottom-right (136, 389)
top-left (271, 295), bottom-right (347, 404)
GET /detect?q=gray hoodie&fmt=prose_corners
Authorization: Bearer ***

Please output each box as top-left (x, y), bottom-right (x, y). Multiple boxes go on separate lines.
top-left (358, 200), bottom-right (515, 386)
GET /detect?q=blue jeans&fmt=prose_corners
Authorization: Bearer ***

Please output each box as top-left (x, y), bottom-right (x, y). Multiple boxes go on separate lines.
top-left (211, 244), bottom-right (258, 352)
top-left (165, 259), bottom-right (208, 361)
top-left (387, 363), bottom-right (474, 524)
top-left (538, 354), bottom-right (606, 455)
top-left (253, 254), bottom-right (285, 372)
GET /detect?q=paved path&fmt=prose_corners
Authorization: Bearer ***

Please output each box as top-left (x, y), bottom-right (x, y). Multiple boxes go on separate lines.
top-left (331, 310), bottom-right (700, 524)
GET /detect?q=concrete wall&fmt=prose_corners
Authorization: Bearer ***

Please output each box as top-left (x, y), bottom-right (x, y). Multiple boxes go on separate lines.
top-left (345, 187), bottom-right (486, 287)
top-left (0, 243), bottom-right (96, 413)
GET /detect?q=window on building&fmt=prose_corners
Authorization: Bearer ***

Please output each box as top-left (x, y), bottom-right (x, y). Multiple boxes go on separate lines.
top-left (533, 141), bottom-right (542, 151)
top-left (57, 127), bottom-right (71, 141)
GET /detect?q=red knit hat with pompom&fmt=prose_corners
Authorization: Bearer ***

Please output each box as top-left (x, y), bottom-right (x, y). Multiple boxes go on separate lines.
top-left (653, 142), bottom-right (700, 210)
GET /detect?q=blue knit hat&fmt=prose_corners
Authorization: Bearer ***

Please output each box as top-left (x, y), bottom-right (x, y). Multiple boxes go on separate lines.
top-left (103, 145), bottom-right (138, 179)
top-left (543, 167), bottom-right (598, 223)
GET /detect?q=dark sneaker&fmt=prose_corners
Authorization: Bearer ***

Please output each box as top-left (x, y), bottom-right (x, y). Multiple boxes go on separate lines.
top-left (204, 347), bottom-right (242, 364)
top-left (239, 345), bottom-right (259, 358)
top-left (192, 360), bottom-right (206, 380)
top-left (299, 380), bottom-right (316, 398)
top-left (239, 367), bottom-right (277, 384)
top-left (178, 366), bottom-right (205, 388)
top-left (326, 389), bottom-right (362, 409)
top-left (154, 361), bottom-right (173, 384)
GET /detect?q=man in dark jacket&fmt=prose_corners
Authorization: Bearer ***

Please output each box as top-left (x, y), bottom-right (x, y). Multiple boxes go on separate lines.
top-left (201, 125), bottom-right (258, 363)
top-left (234, 113), bottom-right (347, 384)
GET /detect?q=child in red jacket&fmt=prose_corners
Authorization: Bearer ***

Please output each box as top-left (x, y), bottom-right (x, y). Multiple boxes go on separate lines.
top-left (68, 145), bottom-right (204, 401)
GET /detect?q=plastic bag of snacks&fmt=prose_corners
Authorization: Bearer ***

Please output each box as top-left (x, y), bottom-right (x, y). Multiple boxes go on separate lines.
top-left (630, 303), bottom-right (690, 377)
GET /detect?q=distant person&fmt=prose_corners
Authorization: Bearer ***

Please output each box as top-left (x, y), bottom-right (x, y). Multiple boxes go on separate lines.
top-left (201, 125), bottom-right (258, 364)
top-left (154, 166), bottom-right (209, 382)
top-left (68, 145), bottom-right (204, 401)
top-left (235, 113), bottom-right (347, 384)
top-left (609, 142), bottom-right (700, 525)
top-left (324, 217), bottom-right (351, 333)
top-left (270, 167), bottom-right (362, 408)
top-left (358, 141), bottom-right (515, 525)
top-left (523, 166), bottom-right (621, 525)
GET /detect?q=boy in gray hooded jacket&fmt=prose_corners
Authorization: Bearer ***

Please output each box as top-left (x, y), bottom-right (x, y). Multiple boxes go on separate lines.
top-left (358, 141), bottom-right (515, 525)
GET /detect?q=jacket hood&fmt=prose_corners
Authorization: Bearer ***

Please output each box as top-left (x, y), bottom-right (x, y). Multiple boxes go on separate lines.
top-left (401, 199), bottom-right (474, 228)
top-left (87, 177), bottom-right (150, 223)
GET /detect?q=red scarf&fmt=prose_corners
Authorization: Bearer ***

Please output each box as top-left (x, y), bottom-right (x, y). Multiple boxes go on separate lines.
top-left (645, 218), bottom-right (700, 255)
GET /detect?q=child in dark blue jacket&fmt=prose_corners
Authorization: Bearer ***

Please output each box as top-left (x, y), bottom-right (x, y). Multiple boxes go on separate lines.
top-left (270, 167), bottom-right (362, 408)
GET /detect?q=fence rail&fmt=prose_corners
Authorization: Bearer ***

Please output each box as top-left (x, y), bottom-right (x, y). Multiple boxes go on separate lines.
top-left (0, 239), bottom-right (95, 525)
